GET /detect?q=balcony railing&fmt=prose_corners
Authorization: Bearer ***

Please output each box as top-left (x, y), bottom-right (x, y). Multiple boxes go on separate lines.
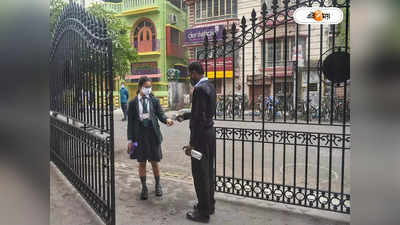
top-left (168, 0), bottom-right (185, 10)
top-left (103, 0), bottom-right (160, 14)
top-left (133, 39), bottom-right (160, 52)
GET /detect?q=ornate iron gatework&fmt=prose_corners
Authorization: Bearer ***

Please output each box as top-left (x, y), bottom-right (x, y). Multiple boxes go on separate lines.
top-left (50, 3), bottom-right (115, 224)
top-left (199, 0), bottom-right (351, 214)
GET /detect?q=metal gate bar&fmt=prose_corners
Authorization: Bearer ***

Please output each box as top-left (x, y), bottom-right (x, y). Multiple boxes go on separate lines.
top-left (197, 0), bottom-right (351, 214)
top-left (50, 3), bottom-right (115, 224)
top-left (214, 127), bottom-right (350, 213)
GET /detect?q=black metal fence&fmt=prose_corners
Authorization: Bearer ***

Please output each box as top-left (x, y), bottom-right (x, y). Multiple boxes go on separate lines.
top-left (199, 0), bottom-right (351, 213)
top-left (50, 3), bottom-right (115, 224)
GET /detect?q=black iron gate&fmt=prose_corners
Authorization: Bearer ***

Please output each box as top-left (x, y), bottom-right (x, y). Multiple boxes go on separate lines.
top-left (200, 0), bottom-right (350, 214)
top-left (50, 3), bottom-right (115, 224)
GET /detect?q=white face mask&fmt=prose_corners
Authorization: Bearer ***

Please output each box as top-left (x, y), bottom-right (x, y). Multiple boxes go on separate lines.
top-left (121, 84), bottom-right (125, 88)
top-left (142, 87), bottom-right (152, 96)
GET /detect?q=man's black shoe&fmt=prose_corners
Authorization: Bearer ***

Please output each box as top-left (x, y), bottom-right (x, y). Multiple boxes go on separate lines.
top-left (140, 186), bottom-right (148, 200)
top-left (186, 210), bottom-right (209, 223)
top-left (155, 183), bottom-right (163, 196)
top-left (193, 203), bottom-right (215, 215)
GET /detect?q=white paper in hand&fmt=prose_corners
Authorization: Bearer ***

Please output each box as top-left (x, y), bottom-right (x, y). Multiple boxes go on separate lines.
top-left (191, 149), bottom-right (202, 160)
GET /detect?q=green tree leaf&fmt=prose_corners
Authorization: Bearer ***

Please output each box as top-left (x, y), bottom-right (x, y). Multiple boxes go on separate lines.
top-left (50, 0), bottom-right (138, 79)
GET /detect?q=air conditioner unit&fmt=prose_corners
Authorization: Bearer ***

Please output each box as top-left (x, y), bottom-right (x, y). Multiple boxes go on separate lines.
top-left (169, 14), bottom-right (178, 24)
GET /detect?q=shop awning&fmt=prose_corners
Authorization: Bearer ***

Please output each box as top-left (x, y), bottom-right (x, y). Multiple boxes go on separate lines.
top-left (174, 63), bottom-right (187, 67)
top-left (206, 71), bottom-right (233, 79)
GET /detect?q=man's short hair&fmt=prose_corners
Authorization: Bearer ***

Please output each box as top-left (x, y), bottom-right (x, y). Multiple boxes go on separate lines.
top-left (188, 62), bottom-right (204, 76)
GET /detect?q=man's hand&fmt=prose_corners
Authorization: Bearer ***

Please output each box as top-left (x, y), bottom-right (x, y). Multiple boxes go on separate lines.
top-left (166, 118), bottom-right (174, 126)
top-left (176, 115), bottom-right (184, 122)
top-left (182, 145), bottom-right (192, 156)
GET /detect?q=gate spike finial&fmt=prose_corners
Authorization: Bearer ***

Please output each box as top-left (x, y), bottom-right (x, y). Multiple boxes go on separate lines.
top-left (251, 9), bottom-right (257, 25)
top-left (60, 7), bottom-right (65, 19)
top-left (90, 14), bottom-right (95, 25)
top-left (204, 35), bottom-right (209, 48)
top-left (100, 18), bottom-right (106, 38)
top-left (272, 0), bottom-right (279, 13)
top-left (83, 11), bottom-right (88, 27)
top-left (79, 5), bottom-right (83, 18)
top-left (102, 18), bottom-right (107, 32)
top-left (213, 32), bottom-right (217, 44)
top-left (283, 0), bottom-right (289, 8)
top-left (231, 23), bottom-right (237, 35)
top-left (71, 2), bottom-right (75, 14)
top-left (89, 15), bottom-right (94, 33)
top-left (261, 2), bottom-right (268, 16)
top-left (94, 15), bottom-right (99, 27)
top-left (240, 16), bottom-right (247, 29)
top-left (222, 28), bottom-right (227, 40)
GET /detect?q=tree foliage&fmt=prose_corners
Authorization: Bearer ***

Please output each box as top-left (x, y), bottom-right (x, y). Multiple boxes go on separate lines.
top-left (50, 0), bottom-right (138, 79)
top-left (336, 8), bottom-right (349, 48)
top-left (87, 3), bottom-right (138, 78)
top-left (50, 0), bottom-right (67, 34)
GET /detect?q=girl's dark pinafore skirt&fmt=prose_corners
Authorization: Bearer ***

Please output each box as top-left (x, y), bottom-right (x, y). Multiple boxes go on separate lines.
top-left (133, 122), bottom-right (162, 162)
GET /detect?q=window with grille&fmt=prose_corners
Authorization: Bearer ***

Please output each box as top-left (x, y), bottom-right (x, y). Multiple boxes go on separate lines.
top-left (220, 0), bottom-right (225, 16)
top-left (201, 0), bottom-right (206, 18)
top-left (196, 0), bottom-right (201, 18)
top-left (266, 37), bottom-right (306, 67)
top-left (168, 0), bottom-right (185, 9)
top-left (132, 19), bottom-right (157, 52)
top-left (133, 20), bottom-right (156, 42)
top-left (260, 0), bottom-right (296, 10)
top-left (170, 28), bottom-right (181, 45)
top-left (195, 0), bottom-right (237, 23)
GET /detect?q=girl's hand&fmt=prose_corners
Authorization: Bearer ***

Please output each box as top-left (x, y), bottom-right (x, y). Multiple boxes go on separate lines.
top-left (127, 142), bottom-right (133, 154)
top-left (166, 118), bottom-right (174, 126)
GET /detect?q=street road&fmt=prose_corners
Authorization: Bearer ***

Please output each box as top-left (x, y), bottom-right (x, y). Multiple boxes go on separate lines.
top-left (114, 109), bottom-right (350, 198)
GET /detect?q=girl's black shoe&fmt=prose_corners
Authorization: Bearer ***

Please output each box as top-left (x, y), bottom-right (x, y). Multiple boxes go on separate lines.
top-left (155, 183), bottom-right (163, 196)
top-left (140, 186), bottom-right (148, 200)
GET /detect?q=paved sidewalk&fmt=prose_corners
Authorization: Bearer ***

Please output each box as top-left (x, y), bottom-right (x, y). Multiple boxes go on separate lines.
top-left (114, 160), bottom-right (349, 225)
top-left (50, 163), bottom-right (103, 225)
top-left (51, 160), bottom-right (349, 225)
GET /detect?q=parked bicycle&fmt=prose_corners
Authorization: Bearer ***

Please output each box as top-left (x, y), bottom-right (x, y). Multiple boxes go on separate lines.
top-left (216, 94), bottom-right (250, 118)
top-left (256, 95), bottom-right (283, 121)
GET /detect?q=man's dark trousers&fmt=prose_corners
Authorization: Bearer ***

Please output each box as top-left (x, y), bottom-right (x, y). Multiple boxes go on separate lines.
top-left (121, 103), bottom-right (127, 119)
top-left (191, 127), bottom-right (216, 216)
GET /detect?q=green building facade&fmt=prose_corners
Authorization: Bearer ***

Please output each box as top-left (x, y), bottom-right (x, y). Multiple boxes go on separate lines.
top-left (104, 0), bottom-right (188, 108)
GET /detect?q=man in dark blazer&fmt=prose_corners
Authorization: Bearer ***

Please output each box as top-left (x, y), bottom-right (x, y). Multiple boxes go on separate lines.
top-left (177, 62), bottom-right (216, 223)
